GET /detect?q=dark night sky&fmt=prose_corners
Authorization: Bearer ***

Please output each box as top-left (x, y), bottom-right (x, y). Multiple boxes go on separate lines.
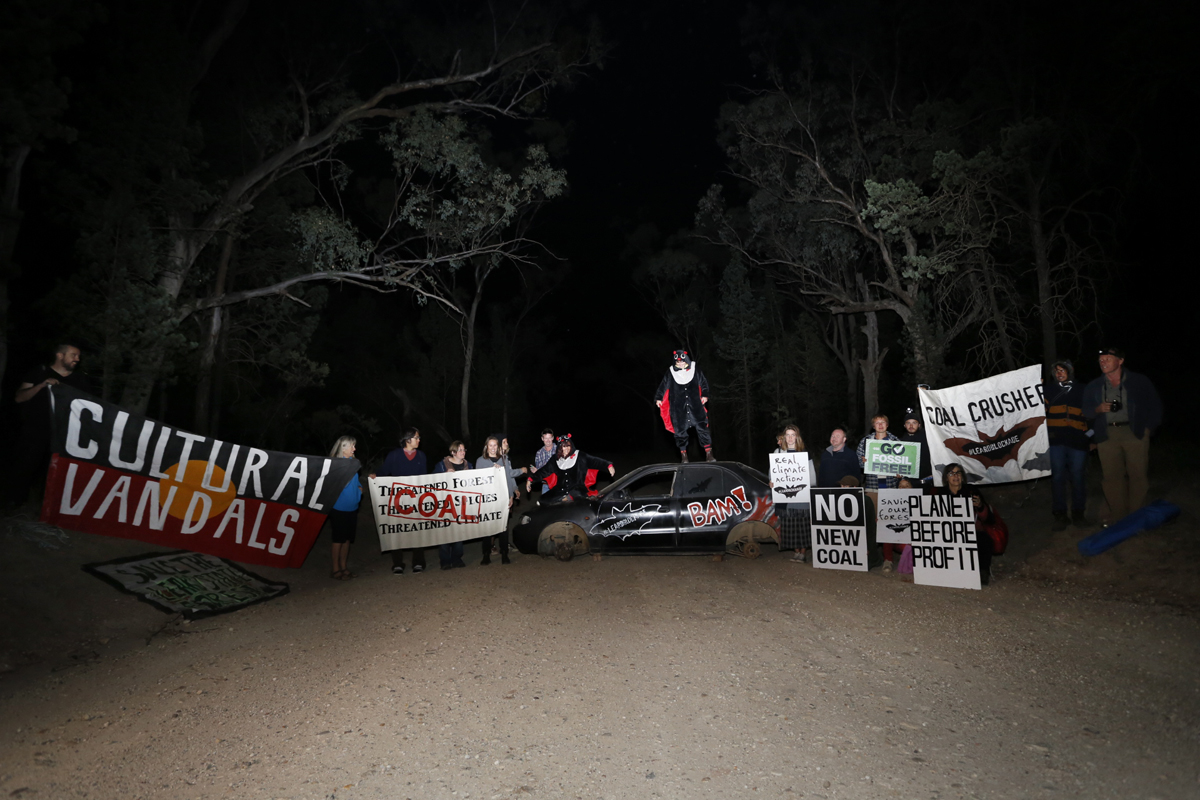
top-left (2, 0), bottom-right (1191, 463)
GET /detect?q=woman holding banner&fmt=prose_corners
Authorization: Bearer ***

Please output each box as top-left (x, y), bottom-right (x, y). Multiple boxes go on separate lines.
top-left (476, 436), bottom-right (526, 565)
top-left (772, 425), bottom-right (812, 563)
top-left (933, 464), bottom-right (1005, 586)
top-left (857, 415), bottom-right (901, 571)
top-left (434, 441), bottom-right (473, 570)
top-left (328, 436), bottom-right (363, 581)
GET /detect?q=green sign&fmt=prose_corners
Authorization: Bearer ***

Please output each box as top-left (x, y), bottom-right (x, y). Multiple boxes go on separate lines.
top-left (864, 440), bottom-right (920, 478)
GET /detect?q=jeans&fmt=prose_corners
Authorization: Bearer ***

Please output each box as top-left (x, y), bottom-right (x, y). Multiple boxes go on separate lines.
top-left (438, 541), bottom-right (464, 566)
top-left (1049, 444), bottom-right (1088, 515)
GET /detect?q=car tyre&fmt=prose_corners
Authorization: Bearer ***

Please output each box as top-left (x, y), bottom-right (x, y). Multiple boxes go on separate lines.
top-left (538, 521), bottom-right (589, 559)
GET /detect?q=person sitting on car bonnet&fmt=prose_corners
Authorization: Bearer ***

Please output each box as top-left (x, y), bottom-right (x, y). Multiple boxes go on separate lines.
top-left (526, 434), bottom-right (615, 504)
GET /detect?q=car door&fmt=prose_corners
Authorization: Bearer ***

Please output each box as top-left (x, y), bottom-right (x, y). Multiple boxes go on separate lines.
top-left (590, 468), bottom-right (678, 551)
top-left (676, 465), bottom-right (735, 549)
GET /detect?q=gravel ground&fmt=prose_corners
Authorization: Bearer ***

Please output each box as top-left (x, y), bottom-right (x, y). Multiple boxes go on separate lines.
top-left (1, 531), bottom-right (1198, 800)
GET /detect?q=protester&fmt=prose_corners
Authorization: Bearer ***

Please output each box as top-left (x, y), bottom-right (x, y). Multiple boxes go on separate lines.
top-left (1045, 360), bottom-right (1092, 530)
top-left (10, 343), bottom-right (95, 506)
top-left (933, 463), bottom-right (1000, 586)
top-left (533, 428), bottom-right (556, 495)
top-left (817, 426), bottom-right (861, 487)
top-left (374, 428), bottom-right (428, 574)
top-left (837, 474), bottom-right (882, 569)
top-left (499, 435), bottom-right (524, 505)
top-left (655, 348), bottom-right (714, 462)
top-left (857, 415), bottom-right (900, 572)
top-left (771, 425), bottom-right (812, 563)
top-left (433, 441), bottom-right (472, 570)
top-left (1082, 347), bottom-right (1163, 524)
top-left (526, 433), bottom-right (615, 504)
top-left (898, 408), bottom-right (933, 482)
top-left (476, 435), bottom-right (526, 565)
top-left (327, 436), bottom-right (362, 581)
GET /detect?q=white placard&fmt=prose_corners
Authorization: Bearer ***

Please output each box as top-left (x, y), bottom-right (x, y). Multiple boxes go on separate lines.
top-left (876, 488), bottom-right (923, 544)
top-left (368, 470), bottom-right (508, 550)
top-left (811, 487), bottom-right (867, 571)
top-left (909, 494), bottom-right (981, 590)
top-left (769, 452), bottom-right (811, 505)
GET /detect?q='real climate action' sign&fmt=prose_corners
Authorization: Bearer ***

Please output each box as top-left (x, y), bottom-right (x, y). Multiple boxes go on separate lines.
top-left (41, 384), bottom-right (360, 568)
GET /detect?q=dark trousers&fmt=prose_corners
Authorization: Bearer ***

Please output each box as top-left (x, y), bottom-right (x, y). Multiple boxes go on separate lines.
top-left (391, 548), bottom-right (426, 569)
top-left (976, 527), bottom-right (994, 576)
top-left (1049, 444), bottom-right (1088, 515)
top-left (477, 528), bottom-right (509, 556)
top-left (438, 541), bottom-right (464, 566)
top-left (674, 422), bottom-right (712, 452)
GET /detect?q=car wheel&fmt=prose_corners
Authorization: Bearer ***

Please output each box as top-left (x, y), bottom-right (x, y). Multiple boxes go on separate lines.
top-left (726, 521), bottom-right (772, 559)
top-left (538, 522), bottom-right (589, 559)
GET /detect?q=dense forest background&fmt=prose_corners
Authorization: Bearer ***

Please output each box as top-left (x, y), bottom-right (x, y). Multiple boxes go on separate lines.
top-left (1, 0), bottom-right (1189, 472)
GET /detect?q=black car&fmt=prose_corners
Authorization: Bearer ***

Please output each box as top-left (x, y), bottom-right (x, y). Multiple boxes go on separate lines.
top-left (511, 462), bottom-right (780, 559)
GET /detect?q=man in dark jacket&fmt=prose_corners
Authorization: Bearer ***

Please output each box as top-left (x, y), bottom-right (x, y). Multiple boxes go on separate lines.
top-left (818, 427), bottom-right (862, 487)
top-left (1046, 359), bottom-right (1092, 529)
top-left (655, 349), bottom-right (714, 462)
top-left (1082, 348), bottom-right (1163, 523)
top-left (898, 408), bottom-right (934, 483)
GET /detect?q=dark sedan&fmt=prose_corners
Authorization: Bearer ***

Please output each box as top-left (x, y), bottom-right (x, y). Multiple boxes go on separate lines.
top-left (511, 462), bottom-right (780, 559)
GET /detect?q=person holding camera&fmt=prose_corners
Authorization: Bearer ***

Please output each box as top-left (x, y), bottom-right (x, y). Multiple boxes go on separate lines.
top-left (1083, 347), bottom-right (1163, 524)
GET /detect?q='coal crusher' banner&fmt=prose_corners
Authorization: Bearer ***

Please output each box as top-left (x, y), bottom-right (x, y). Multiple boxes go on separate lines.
top-left (368, 469), bottom-right (509, 550)
top-left (41, 384), bottom-right (360, 568)
top-left (918, 365), bottom-right (1050, 485)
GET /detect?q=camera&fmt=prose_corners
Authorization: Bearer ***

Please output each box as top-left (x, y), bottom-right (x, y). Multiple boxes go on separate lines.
top-left (1109, 400), bottom-right (1122, 412)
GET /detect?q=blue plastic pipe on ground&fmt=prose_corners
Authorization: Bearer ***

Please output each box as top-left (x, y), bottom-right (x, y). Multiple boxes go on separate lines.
top-left (1077, 500), bottom-right (1181, 557)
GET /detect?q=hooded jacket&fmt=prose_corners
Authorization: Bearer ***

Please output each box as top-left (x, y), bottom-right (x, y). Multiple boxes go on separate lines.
top-left (1045, 360), bottom-right (1091, 450)
top-left (655, 361), bottom-right (710, 434)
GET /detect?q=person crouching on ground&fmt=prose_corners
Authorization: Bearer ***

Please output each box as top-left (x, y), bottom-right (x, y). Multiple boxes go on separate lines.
top-left (328, 436), bottom-right (363, 581)
top-left (526, 434), bottom-right (615, 505)
top-left (434, 441), bottom-right (472, 570)
top-left (655, 348), bottom-right (714, 462)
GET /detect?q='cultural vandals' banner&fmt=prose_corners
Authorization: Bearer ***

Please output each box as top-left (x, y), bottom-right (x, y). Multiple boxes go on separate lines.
top-left (918, 365), bottom-right (1050, 485)
top-left (864, 440), bottom-right (921, 479)
top-left (41, 384), bottom-right (360, 569)
top-left (368, 469), bottom-right (509, 550)
top-left (768, 452), bottom-right (811, 506)
top-left (84, 551), bottom-right (290, 619)
top-left (909, 494), bottom-right (981, 590)
top-left (876, 488), bottom-right (924, 544)
top-left (811, 487), bottom-right (867, 571)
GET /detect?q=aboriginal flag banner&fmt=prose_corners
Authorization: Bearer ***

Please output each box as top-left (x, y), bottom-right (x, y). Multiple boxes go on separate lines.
top-left (40, 384), bottom-right (360, 568)
top-left (918, 365), bottom-right (1051, 486)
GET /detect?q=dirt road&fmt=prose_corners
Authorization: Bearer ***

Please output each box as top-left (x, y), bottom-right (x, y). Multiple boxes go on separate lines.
top-left (1, 533), bottom-right (1197, 800)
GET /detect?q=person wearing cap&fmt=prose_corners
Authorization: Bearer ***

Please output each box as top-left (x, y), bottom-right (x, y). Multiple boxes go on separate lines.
top-left (1082, 347), bottom-right (1162, 523)
top-left (898, 408), bottom-right (933, 483)
top-left (655, 349), bottom-right (715, 462)
top-left (1045, 360), bottom-right (1091, 530)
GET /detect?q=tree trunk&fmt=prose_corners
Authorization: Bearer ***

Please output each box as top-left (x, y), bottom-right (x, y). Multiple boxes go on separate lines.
top-left (459, 279), bottom-right (486, 443)
top-left (193, 234), bottom-right (234, 433)
top-left (1027, 174), bottom-right (1057, 367)
top-left (980, 257), bottom-right (1018, 371)
top-left (858, 311), bottom-right (888, 433)
top-left (0, 145), bottom-right (31, 390)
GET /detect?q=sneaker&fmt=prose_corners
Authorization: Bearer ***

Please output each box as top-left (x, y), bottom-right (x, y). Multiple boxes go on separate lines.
top-left (452, 559), bottom-right (466, 569)
top-left (1051, 513), bottom-right (1069, 532)
top-left (392, 565), bottom-right (405, 575)
top-left (800, 551), bottom-right (808, 563)
top-left (705, 451), bottom-right (716, 463)
top-left (440, 563), bottom-right (452, 571)
top-left (411, 564), bottom-right (425, 573)
top-left (882, 560), bottom-right (893, 574)
top-left (791, 551), bottom-right (804, 562)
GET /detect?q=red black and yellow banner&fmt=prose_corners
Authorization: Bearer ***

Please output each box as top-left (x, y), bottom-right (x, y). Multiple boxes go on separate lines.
top-left (40, 384), bottom-right (360, 568)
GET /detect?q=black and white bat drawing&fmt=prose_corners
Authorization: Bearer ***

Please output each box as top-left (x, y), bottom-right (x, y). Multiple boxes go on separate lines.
top-left (590, 503), bottom-right (664, 539)
top-left (886, 522), bottom-right (910, 535)
top-left (774, 483), bottom-right (808, 498)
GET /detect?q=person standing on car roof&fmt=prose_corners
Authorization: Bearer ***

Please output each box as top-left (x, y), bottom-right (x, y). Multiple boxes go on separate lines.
top-left (655, 348), bottom-right (715, 462)
top-left (526, 434), bottom-right (615, 504)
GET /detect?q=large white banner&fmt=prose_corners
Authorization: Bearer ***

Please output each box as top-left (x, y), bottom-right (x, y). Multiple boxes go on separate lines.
top-left (918, 365), bottom-right (1050, 486)
top-left (768, 452), bottom-right (811, 505)
top-left (368, 471), bottom-right (508, 550)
